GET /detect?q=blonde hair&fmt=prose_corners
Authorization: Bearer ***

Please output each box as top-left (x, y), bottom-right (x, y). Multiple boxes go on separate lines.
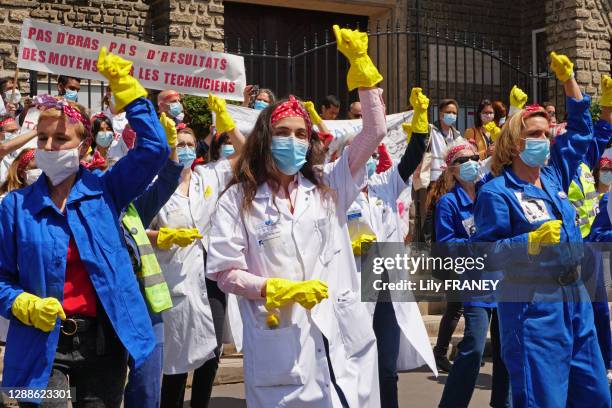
top-left (38, 103), bottom-right (91, 140)
top-left (0, 148), bottom-right (34, 194)
top-left (490, 109), bottom-right (549, 176)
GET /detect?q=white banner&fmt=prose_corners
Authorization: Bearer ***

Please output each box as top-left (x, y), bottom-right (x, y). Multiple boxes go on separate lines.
top-left (224, 104), bottom-right (414, 162)
top-left (17, 19), bottom-right (246, 101)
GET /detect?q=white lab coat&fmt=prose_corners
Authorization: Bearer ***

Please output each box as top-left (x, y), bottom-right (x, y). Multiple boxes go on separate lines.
top-left (207, 151), bottom-right (380, 408)
top-left (194, 158), bottom-right (244, 352)
top-left (150, 170), bottom-right (217, 374)
top-left (347, 165), bottom-right (437, 374)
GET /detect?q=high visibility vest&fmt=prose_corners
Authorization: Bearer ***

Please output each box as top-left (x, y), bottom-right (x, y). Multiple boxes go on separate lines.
top-left (122, 204), bottom-right (173, 313)
top-left (568, 163), bottom-right (599, 238)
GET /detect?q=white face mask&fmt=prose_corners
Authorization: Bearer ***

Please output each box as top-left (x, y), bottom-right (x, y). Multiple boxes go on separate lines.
top-left (4, 90), bottom-right (21, 104)
top-left (36, 144), bottom-right (82, 186)
top-left (25, 168), bottom-right (42, 185)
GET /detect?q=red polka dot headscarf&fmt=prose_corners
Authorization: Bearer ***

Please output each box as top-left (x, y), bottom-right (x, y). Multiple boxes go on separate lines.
top-left (270, 95), bottom-right (312, 137)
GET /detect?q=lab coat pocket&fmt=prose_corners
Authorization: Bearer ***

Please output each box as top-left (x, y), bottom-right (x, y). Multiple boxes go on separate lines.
top-left (334, 290), bottom-right (376, 358)
top-left (251, 324), bottom-right (304, 387)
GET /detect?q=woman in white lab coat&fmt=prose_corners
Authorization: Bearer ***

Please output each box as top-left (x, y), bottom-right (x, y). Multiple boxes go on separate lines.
top-left (147, 126), bottom-right (218, 408)
top-left (345, 88), bottom-right (436, 408)
top-left (206, 25), bottom-right (386, 408)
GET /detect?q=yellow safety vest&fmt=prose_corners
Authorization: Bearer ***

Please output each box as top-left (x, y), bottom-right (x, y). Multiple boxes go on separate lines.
top-left (122, 204), bottom-right (173, 313)
top-left (568, 163), bottom-right (599, 238)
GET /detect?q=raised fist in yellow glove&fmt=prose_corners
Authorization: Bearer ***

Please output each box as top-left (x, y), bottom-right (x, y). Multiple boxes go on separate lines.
top-left (97, 47), bottom-right (147, 112)
top-left (484, 121), bottom-right (501, 143)
top-left (509, 85), bottom-right (528, 110)
top-left (351, 233), bottom-right (377, 256)
top-left (333, 24), bottom-right (382, 91)
top-left (157, 227), bottom-right (203, 250)
top-left (304, 101), bottom-right (323, 126)
top-left (550, 52), bottom-right (574, 83)
top-left (160, 113), bottom-right (177, 148)
top-left (409, 87), bottom-right (429, 134)
top-left (207, 93), bottom-right (236, 134)
top-left (265, 278), bottom-right (328, 310)
top-left (402, 122), bottom-right (413, 143)
top-left (12, 292), bottom-right (65, 332)
top-left (601, 75), bottom-right (612, 108)
top-left (528, 220), bottom-right (562, 255)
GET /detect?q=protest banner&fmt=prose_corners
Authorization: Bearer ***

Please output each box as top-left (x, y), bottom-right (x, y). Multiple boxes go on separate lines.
top-left (223, 104), bottom-right (414, 162)
top-left (17, 19), bottom-right (246, 101)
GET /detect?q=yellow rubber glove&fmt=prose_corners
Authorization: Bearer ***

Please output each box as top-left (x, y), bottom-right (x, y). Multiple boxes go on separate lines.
top-left (351, 233), bottom-right (377, 256)
top-left (528, 220), bottom-right (562, 255)
top-left (12, 292), bottom-right (66, 332)
top-left (157, 227), bottom-right (203, 250)
top-left (304, 101), bottom-right (323, 126)
top-left (266, 311), bottom-right (280, 329)
top-left (265, 278), bottom-right (328, 311)
top-left (409, 87), bottom-right (429, 134)
top-left (484, 121), bottom-right (501, 143)
top-left (550, 52), bottom-right (574, 83)
top-left (97, 47), bottom-right (147, 112)
top-left (333, 24), bottom-right (382, 91)
top-left (207, 93), bottom-right (236, 134)
top-left (509, 85), bottom-right (528, 110)
top-left (159, 113), bottom-right (177, 149)
top-left (402, 122), bottom-right (413, 143)
top-left (601, 75), bottom-right (612, 107)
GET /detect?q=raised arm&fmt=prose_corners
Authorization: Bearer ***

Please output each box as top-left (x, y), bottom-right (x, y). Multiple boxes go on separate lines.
top-left (0, 129), bottom-right (36, 160)
top-left (208, 93), bottom-right (246, 154)
top-left (97, 47), bottom-right (170, 211)
top-left (397, 88), bottom-right (429, 182)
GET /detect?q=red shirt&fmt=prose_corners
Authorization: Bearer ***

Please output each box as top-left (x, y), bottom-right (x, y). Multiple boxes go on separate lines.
top-left (63, 238), bottom-right (97, 317)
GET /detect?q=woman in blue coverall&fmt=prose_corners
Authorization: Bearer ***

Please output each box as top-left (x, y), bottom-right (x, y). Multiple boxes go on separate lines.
top-left (0, 49), bottom-right (169, 406)
top-left (471, 52), bottom-right (611, 407)
top-left (434, 139), bottom-right (511, 408)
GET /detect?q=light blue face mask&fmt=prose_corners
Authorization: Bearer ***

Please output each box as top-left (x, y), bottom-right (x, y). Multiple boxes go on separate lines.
top-left (519, 138), bottom-right (550, 168)
top-left (95, 131), bottom-right (114, 148)
top-left (220, 144), bottom-right (235, 158)
top-left (443, 113), bottom-right (457, 127)
top-left (366, 157), bottom-right (377, 177)
top-left (253, 100), bottom-right (269, 111)
top-left (458, 160), bottom-right (479, 183)
top-left (64, 89), bottom-right (78, 102)
top-left (177, 146), bottom-right (196, 168)
top-left (169, 102), bottom-right (183, 118)
top-left (270, 136), bottom-right (309, 175)
top-left (600, 171), bottom-right (612, 185)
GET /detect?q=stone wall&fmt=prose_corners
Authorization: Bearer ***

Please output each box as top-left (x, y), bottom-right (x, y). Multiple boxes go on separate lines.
top-left (167, 0), bottom-right (225, 51)
top-left (547, 0), bottom-right (611, 99)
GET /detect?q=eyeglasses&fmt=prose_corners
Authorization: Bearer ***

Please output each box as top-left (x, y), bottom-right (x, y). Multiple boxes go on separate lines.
top-left (453, 155), bottom-right (479, 165)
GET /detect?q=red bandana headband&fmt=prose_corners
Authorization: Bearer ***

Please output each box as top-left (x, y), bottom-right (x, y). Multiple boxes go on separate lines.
top-left (270, 95), bottom-right (312, 136)
top-left (445, 143), bottom-right (474, 166)
top-left (0, 117), bottom-right (16, 128)
top-left (34, 94), bottom-right (91, 134)
top-left (18, 149), bottom-right (35, 171)
top-left (600, 157), bottom-right (612, 169)
top-left (522, 104), bottom-right (548, 118)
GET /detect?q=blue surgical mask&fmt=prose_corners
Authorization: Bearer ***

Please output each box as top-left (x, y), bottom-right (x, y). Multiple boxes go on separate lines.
top-left (95, 131), bottom-right (114, 148)
top-left (220, 145), bottom-right (235, 158)
top-left (64, 89), bottom-right (78, 102)
top-left (600, 171), bottom-right (612, 185)
top-left (498, 117), bottom-right (506, 126)
top-left (458, 160), bottom-right (479, 183)
top-left (443, 113), bottom-right (457, 127)
top-left (254, 100), bottom-right (269, 111)
top-left (169, 102), bottom-right (183, 118)
top-left (366, 157), bottom-right (377, 177)
top-left (519, 138), bottom-right (550, 168)
top-left (270, 136), bottom-right (309, 175)
top-left (177, 146), bottom-right (196, 168)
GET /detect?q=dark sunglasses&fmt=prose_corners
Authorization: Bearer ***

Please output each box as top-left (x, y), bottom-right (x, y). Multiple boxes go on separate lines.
top-left (453, 155), bottom-right (479, 165)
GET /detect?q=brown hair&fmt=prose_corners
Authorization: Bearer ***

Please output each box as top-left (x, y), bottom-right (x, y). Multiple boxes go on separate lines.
top-left (224, 98), bottom-right (332, 213)
top-left (38, 102), bottom-right (92, 140)
top-left (439, 99), bottom-right (459, 112)
top-left (492, 101), bottom-right (507, 124)
top-left (0, 148), bottom-right (34, 194)
top-left (490, 109), bottom-right (549, 176)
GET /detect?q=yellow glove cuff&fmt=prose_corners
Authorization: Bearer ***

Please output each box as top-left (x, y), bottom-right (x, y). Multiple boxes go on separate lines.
top-left (346, 55), bottom-right (383, 91)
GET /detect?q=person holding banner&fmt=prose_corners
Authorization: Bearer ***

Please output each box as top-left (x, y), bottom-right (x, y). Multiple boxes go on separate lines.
top-left (206, 24), bottom-right (385, 408)
top-left (0, 48), bottom-right (168, 406)
top-left (345, 87), bottom-right (434, 408)
top-left (471, 52), bottom-right (611, 407)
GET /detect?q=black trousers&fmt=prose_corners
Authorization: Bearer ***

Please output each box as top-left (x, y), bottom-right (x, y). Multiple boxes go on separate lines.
top-left (160, 278), bottom-right (227, 408)
top-left (433, 301), bottom-right (464, 357)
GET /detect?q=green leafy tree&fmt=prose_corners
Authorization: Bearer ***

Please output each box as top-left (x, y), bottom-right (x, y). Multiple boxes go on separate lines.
top-left (182, 95), bottom-right (212, 138)
top-left (591, 99), bottom-right (602, 122)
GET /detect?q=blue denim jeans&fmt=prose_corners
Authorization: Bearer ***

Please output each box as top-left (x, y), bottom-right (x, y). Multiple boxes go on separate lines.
top-left (439, 306), bottom-right (511, 408)
top-left (373, 301), bottom-right (401, 408)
